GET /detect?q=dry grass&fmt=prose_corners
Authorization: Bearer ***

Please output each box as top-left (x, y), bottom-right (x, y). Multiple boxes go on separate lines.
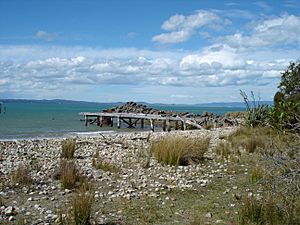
top-left (215, 141), bottom-right (232, 161)
top-left (59, 183), bottom-right (94, 225)
top-left (61, 139), bottom-right (76, 159)
top-left (10, 165), bottom-right (32, 186)
top-left (150, 136), bottom-right (210, 166)
top-left (92, 152), bottom-right (118, 173)
top-left (225, 111), bottom-right (246, 118)
top-left (60, 160), bottom-right (80, 189)
top-left (239, 196), bottom-right (286, 225)
top-left (228, 126), bottom-right (273, 153)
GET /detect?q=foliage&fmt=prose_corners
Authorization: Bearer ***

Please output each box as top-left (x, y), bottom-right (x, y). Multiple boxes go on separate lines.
top-left (271, 61), bottom-right (300, 132)
top-left (240, 90), bottom-right (271, 128)
top-left (150, 136), bottom-right (210, 166)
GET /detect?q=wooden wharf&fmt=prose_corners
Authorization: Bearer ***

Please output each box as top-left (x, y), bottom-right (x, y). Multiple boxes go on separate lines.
top-left (79, 112), bottom-right (203, 131)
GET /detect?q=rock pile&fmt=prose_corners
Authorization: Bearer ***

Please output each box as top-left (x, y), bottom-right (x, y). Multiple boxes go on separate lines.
top-left (103, 101), bottom-right (240, 128)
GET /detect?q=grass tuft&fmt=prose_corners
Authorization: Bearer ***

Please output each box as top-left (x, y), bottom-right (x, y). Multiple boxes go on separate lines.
top-left (92, 152), bottom-right (118, 172)
top-left (61, 139), bottom-right (76, 159)
top-left (60, 182), bottom-right (94, 225)
top-left (250, 165), bottom-right (264, 183)
top-left (11, 165), bottom-right (32, 186)
top-left (60, 160), bottom-right (80, 189)
top-left (150, 136), bottom-right (210, 166)
top-left (239, 196), bottom-right (285, 225)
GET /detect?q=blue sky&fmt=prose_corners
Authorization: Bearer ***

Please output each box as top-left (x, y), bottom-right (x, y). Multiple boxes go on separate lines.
top-left (0, 0), bottom-right (300, 103)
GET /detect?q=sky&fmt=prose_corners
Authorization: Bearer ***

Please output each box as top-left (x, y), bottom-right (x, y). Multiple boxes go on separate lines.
top-left (0, 0), bottom-right (300, 104)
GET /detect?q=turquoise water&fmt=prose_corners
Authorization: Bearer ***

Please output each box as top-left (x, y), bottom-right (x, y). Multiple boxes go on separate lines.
top-left (0, 102), bottom-right (245, 139)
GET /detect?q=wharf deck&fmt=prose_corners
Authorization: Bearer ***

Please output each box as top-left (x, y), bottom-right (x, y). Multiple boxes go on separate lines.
top-left (79, 112), bottom-right (203, 131)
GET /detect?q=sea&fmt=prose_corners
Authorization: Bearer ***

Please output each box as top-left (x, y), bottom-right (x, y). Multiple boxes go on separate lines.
top-left (0, 101), bottom-right (245, 140)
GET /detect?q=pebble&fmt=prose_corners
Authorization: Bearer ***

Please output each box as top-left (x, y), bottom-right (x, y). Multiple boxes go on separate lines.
top-left (0, 127), bottom-right (237, 223)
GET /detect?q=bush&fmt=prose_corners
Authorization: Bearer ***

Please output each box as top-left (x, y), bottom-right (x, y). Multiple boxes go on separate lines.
top-left (60, 160), bottom-right (80, 189)
top-left (270, 61), bottom-right (300, 132)
top-left (61, 139), bottom-right (76, 159)
top-left (150, 136), bottom-right (210, 166)
top-left (240, 90), bottom-right (271, 128)
top-left (11, 165), bottom-right (32, 186)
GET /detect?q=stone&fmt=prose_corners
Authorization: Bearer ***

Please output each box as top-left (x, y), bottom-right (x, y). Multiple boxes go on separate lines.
top-left (4, 206), bottom-right (14, 215)
top-left (205, 212), bottom-right (213, 218)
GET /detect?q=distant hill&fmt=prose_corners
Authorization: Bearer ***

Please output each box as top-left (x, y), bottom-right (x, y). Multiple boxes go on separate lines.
top-left (0, 99), bottom-right (273, 108)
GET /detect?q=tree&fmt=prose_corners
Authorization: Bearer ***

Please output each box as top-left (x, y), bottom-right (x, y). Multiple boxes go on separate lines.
top-left (271, 61), bottom-right (300, 132)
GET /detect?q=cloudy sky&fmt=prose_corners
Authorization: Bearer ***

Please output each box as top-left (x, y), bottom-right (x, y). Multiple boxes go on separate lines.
top-left (0, 0), bottom-right (299, 104)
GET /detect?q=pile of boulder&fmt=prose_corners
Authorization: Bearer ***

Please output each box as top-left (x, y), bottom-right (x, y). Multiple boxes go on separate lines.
top-left (102, 102), bottom-right (240, 128)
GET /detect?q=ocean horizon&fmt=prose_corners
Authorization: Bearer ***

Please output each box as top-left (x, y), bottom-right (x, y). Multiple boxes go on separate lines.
top-left (0, 100), bottom-right (246, 140)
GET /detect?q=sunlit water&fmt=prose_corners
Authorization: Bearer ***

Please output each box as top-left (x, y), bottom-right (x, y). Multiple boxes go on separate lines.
top-left (0, 102), bottom-right (245, 140)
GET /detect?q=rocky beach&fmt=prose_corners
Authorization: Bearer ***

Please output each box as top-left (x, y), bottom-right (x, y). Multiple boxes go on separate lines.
top-left (0, 127), bottom-right (243, 224)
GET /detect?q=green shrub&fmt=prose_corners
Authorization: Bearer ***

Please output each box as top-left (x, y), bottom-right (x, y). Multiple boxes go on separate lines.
top-left (240, 90), bottom-right (271, 128)
top-left (150, 136), bottom-right (210, 166)
top-left (270, 61), bottom-right (300, 132)
top-left (61, 139), bottom-right (76, 159)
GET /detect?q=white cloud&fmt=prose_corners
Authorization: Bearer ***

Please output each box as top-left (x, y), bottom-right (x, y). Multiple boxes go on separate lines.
top-left (0, 44), bottom-right (293, 96)
top-left (152, 30), bottom-right (191, 44)
top-left (152, 10), bottom-right (229, 44)
top-left (221, 14), bottom-right (300, 48)
top-left (35, 31), bottom-right (58, 41)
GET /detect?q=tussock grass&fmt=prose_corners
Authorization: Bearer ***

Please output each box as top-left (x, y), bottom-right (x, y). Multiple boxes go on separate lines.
top-left (61, 139), bottom-right (76, 159)
top-left (11, 165), bottom-right (32, 186)
top-left (225, 111), bottom-right (245, 118)
top-left (60, 182), bottom-right (94, 225)
top-left (92, 152), bottom-right (118, 172)
top-left (60, 160), bottom-right (80, 189)
top-left (239, 196), bottom-right (286, 225)
top-left (228, 127), bottom-right (273, 153)
top-left (250, 165), bottom-right (264, 183)
top-left (150, 136), bottom-right (210, 166)
top-left (215, 141), bottom-right (232, 160)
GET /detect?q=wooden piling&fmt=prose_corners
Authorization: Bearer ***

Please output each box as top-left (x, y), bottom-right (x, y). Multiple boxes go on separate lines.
top-left (166, 119), bottom-right (171, 132)
top-left (117, 117), bottom-right (121, 129)
top-left (141, 119), bottom-right (144, 129)
top-left (150, 119), bottom-right (154, 132)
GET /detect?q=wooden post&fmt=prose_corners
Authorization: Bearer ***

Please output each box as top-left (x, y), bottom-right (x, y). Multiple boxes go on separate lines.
top-left (110, 117), bottom-right (113, 127)
top-left (175, 121), bottom-right (178, 130)
top-left (85, 116), bottom-right (88, 126)
top-left (163, 120), bottom-right (166, 131)
top-left (181, 120), bottom-right (186, 130)
top-left (117, 117), bottom-right (121, 129)
top-left (141, 119), bottom-right (144, 129)
top-left (166, 119), bottom-right (171, 132)
top-left (100, 116), bottom-right (103, 127)
top-left (150, 119), bottom-right (154, 132)
top-left (97, 116), bottom-right (100, 126)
